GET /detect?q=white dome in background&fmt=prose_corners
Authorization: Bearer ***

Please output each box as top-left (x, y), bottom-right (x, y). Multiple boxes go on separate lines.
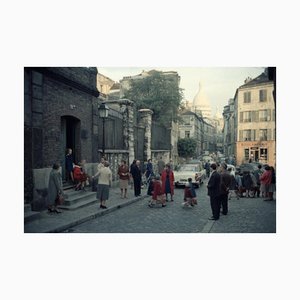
top-left (193, 82), bottom-right (212, 119)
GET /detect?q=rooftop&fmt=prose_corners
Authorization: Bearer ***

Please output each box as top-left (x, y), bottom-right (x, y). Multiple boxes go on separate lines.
top-left (239, 72), bottom-right (273, 89)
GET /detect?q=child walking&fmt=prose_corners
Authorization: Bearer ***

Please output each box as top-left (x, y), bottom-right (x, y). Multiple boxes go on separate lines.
top-left (182, 178), bottom-right (197, 207)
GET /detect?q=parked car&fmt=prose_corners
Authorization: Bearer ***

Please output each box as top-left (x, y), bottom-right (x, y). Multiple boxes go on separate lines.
top-left (202, 155), bottom-right (212, 163)
top-left (173, 164), bottom-right (206, 188)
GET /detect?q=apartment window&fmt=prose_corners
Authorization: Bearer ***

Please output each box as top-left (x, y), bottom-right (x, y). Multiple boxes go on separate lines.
top-left (259, 109), bottom-right (272, 122)
top-left (240, 129), bottom-right (256, 141)
top-left (185, 131), bottom-right (190, 138)
top-left (243, 111), bottom-right (251, 122)
top-left (259, 89), bottom-right (267, 102)
top-left (244, 91), bottom-right (251, 103)
top-left (259, 110), bottom-right (268, 121)
top-left (243, 130), bottom-right (251, 141)
top-left (259, 129), bottom-right (268, 141)
top-left (184, 117), bottom-right (190, 125)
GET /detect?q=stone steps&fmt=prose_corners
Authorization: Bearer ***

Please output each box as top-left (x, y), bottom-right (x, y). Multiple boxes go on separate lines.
top-left (24, 184), bottom-right (98, 225)
top-left (57, 187), bottom-right (98, 210)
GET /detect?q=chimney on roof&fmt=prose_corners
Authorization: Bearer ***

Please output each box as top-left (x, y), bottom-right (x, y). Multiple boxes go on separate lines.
top-left (244, 77), bottom-right (252, 84)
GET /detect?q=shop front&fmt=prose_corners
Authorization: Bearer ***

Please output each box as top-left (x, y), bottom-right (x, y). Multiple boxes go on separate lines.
top-left (236, 141), bottom-right (275, 167)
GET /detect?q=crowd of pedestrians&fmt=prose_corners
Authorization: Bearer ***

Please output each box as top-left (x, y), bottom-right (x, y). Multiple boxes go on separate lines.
top-left (47, 149), bottom-right (275, 217)
top-left (206, 162), bottom-right (276, 221)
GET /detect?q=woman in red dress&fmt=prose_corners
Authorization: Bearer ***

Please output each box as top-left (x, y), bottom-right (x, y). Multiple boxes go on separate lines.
top-left (161, 164), bottom-right (175, 201)
top-left (73, 162), bottom-right (88, 191)
top-left (148, 176), bottom-right (166, 207)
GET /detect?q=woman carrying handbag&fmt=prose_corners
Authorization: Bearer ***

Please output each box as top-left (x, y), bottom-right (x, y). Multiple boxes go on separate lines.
top-left (47, 162), bottom-right (64, 213)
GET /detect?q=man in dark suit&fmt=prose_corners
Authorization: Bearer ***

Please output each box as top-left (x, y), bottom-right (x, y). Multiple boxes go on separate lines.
top-left (207, 163), bottom-right (221, 220)
top-left (219, 163), bottom-right (232, 215)
top-left (131, 159), bottom-right (142, 197)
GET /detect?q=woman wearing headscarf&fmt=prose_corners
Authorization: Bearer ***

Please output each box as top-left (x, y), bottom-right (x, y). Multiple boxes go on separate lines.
top-left (47, 162), bottom-right (64, 213)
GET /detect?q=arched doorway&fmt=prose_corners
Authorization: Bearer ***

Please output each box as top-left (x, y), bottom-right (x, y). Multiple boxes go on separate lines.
top-left (61, 116), bottom-right (81, 181)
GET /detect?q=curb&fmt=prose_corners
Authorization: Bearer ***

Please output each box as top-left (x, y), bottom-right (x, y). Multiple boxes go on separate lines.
top-left (46, 195), bottom-right (149, 233)
top-left (201, 219), bottom-right (215, 233)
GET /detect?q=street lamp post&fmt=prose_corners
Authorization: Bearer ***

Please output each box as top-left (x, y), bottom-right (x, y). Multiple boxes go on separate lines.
top-left (98, 102), bottom-right (109, 158)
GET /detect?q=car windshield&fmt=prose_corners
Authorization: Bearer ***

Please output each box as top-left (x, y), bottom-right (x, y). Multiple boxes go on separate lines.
top-left (179, 165), bottom-right (197, 172)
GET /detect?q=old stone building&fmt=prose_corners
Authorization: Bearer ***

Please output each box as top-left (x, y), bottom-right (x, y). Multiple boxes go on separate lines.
top-left (96, 72), bottom-right (115, 97)
top-left (178, 109), bottom-right (217, 156)
top-left (235, 72), bottom-right (276, 166)
top-left (223, 98), bottom-right (236, 158)
top-left (178, 110), bottom-right (203, 156)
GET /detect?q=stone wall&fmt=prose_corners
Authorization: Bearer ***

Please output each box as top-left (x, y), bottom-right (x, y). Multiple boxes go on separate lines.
top-left (24, 67), bottom-right (100, 203)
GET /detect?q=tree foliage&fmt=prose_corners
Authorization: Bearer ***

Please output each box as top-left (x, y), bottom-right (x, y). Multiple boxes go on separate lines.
top-left (177, 138), bottom-right (197, 158)
top-left (124, 71), bottom-right (184, 126)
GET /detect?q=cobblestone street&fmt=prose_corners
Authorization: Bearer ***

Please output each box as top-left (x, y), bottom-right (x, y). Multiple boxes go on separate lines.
top-left (66, 179), bottom-right (276, 233)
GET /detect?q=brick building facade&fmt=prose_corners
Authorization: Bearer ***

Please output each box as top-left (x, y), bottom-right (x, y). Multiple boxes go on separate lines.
top-left (24, 67), bottom-right (102, 203)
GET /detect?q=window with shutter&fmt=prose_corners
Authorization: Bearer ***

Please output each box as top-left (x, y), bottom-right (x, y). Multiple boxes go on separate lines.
top-left (251, 130), bottom-right (255, 141)
top-left (272, 109), bottom-right (276, 121)
top-left (267, 129), bottom-right (271, 140)
top-left (244, 111), bottom-right (251, 122)
top-left (240, 112), bottom-right (243, 123)
top-left (244, 92), bottom-right (251, 103)
top-left (239, 130), bottom-right (243, 141)
top-left (244, 130), bottom-right (251, 141)
top-left (256, 111), bottom-right (259, 122)
top-left (259, 89), bottom-right (267, 102)
top-left (251, 111), bottom-right (256, 122)
top-left (259, 110), bottom-right (268, 122)
top-left (259, 129), bottom-right (267, 141)
top-left (267, 109), bottom-right (271, 121)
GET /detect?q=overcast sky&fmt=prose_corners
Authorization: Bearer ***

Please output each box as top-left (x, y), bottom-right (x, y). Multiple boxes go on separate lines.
top-left (97, 67), bottom-right (265, 114)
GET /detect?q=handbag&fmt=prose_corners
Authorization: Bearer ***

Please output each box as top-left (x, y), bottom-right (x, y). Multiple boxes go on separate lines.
top-left (56, 194), bottom-right (64, 205)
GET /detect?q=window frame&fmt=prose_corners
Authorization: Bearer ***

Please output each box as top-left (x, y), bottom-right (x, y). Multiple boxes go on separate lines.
top-left (259, 89), bottom-right (267, 102)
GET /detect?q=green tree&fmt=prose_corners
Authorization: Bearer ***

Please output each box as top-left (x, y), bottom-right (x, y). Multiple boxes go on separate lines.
top-left (177, 138), bottom-right (197, 158)
top-left (124, 70), bottom-right (183, 126)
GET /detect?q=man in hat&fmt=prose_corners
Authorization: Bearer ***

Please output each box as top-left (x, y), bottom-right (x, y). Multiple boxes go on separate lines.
top-left (219, 163), bottom-right (232, 215)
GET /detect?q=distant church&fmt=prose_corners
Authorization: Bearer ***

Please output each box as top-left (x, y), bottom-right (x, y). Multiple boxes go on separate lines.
top-left (192, 82), bottom-right (212, 120)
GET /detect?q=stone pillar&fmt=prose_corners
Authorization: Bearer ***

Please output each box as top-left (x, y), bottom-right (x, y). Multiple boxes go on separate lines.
top-left (118, 99), bottom-right (135, 164)
top-left (138, 109), bottom-right (153, 161)
top-left (127, 102), bottom-right (135, 164)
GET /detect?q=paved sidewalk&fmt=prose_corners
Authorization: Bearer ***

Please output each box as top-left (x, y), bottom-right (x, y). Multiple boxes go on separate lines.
top-left (24, 187), bottom-right (149, 233)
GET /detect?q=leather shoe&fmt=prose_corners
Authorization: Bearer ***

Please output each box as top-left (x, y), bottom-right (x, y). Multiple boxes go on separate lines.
top-left (208, 216), bottom-right (217, 220)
